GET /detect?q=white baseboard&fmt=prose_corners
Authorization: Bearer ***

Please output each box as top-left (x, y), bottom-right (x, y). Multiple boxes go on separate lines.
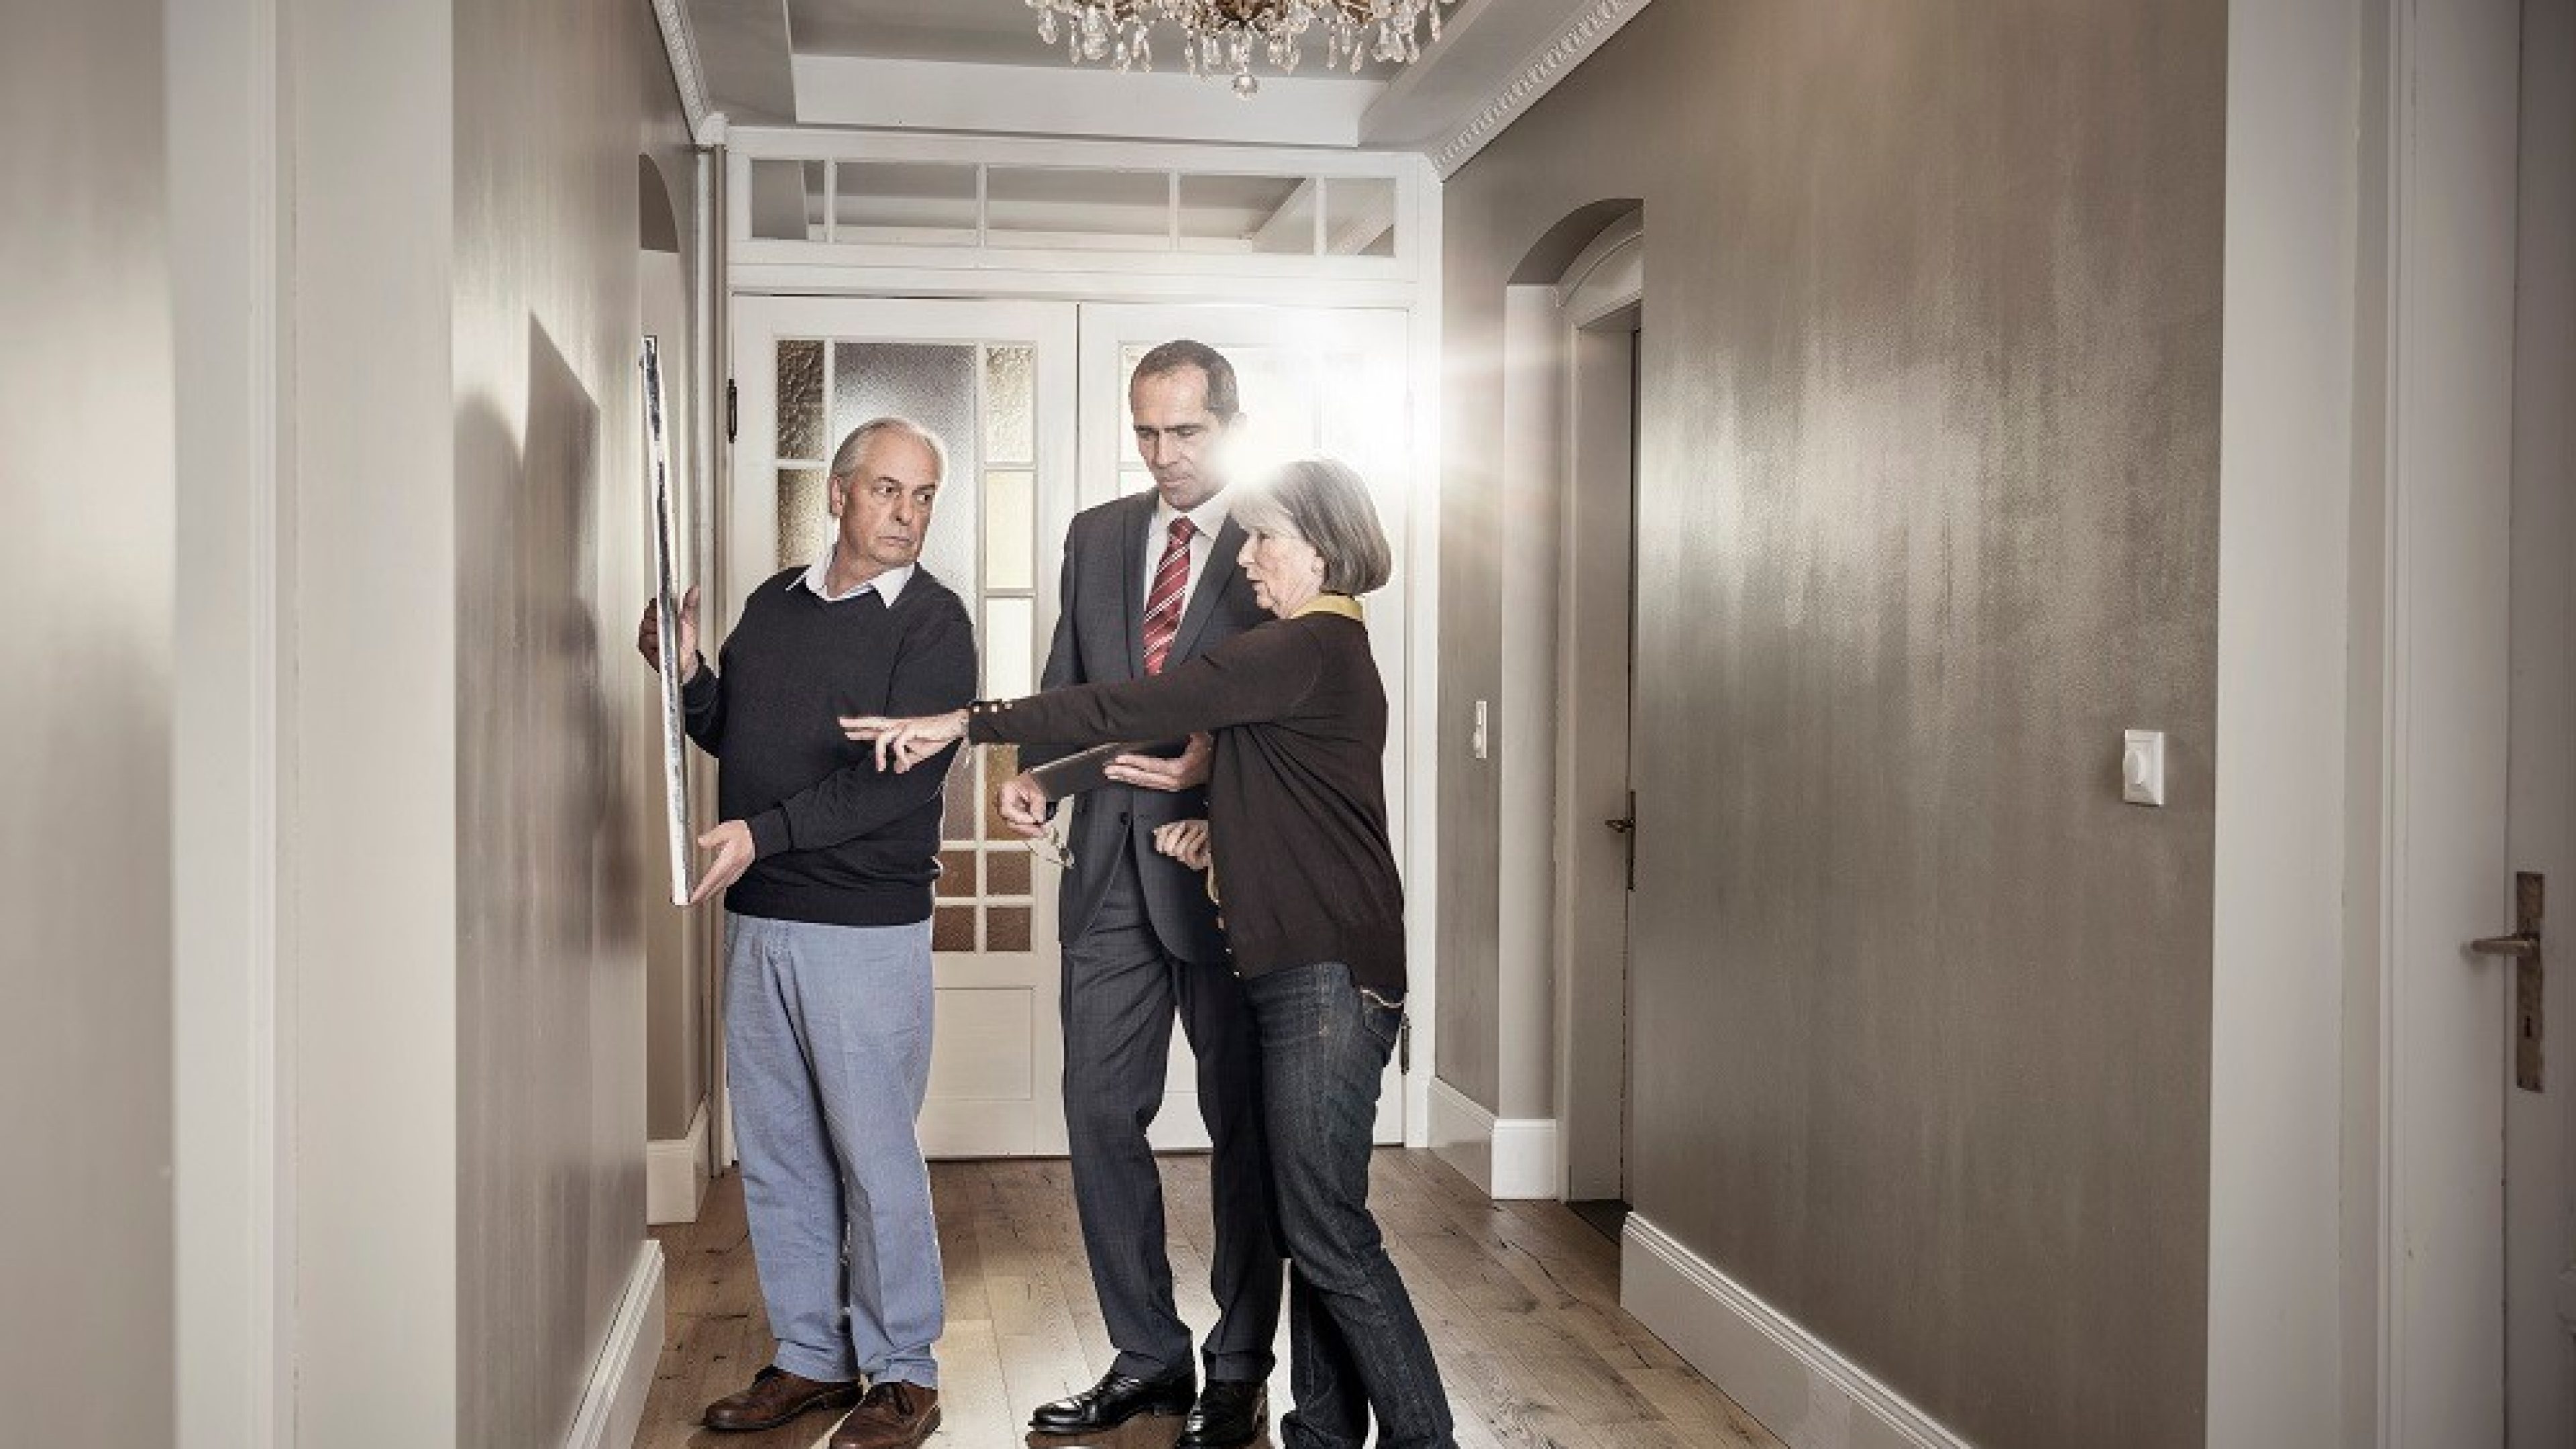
top-left (646, 1101), bottom-right (710, 1226)
top-left (1489, 1115), bottom-right (1560, 1199)
top-left (1621, 1214), bottom-right (1972, 1449)
top-left (564, 1240), bottom-right (666, 1449)
top-left (1427, 1076), bottom-right (1560, 1201)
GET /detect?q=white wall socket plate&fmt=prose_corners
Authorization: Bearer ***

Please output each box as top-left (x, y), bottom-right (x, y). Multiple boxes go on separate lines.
top-left (2122, 729), bottom-right (2167, 807)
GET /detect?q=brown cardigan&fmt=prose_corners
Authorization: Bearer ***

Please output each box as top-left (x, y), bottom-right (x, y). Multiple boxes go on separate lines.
top-left (967, 610), bottom-right (1405, 993)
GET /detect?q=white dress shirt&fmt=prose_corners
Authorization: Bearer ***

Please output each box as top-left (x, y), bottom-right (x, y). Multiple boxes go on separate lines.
top-left (795, 542), bottom-right (914, 606)
top-left (1142, 490), bottom-right (1232, 618)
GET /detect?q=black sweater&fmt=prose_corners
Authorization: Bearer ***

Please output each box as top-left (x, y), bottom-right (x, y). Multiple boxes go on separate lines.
top-left (967, 611), bottom-right (1405, 993)
top-left (682, 566), bottom-right (977, 927)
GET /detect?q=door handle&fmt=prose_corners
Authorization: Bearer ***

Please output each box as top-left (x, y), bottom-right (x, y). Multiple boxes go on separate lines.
top-left (1607, 791), bottom-right (1638, 891)
top-left (2471, 872), bottom-right (2546, 1092)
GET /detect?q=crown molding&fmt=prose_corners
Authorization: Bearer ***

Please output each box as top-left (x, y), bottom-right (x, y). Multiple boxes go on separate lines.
top-left (650, 0), bottom-right (713, 144)
top-left (1427, 0), bottom-right (1650, 178)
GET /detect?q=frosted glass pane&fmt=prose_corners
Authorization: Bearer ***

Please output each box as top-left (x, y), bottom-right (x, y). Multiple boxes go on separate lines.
top-left (933, 906), bottom-right (976, 953)
top-left (1322, 177), bottom-right (1398, 258)
top-left (777, 468), bottom-right (829, 570)
top-left (832, 341), bottom-right (979, 594)
top-left (1118, 344), bottom-right (1150, 466)
top-left (984, 598), bottom-right (1034, 700)
top-left (1320, 350), bottom-right (1408, 472)
top-left (936, 849), bottom-right (978, 899)
top-left (983, 346), bottom-right (1034, 465)
top-left (987, 167), bottom-right (1170, 249)
top-left (833, 160), bottom-right (977, 242)
top-left (1223, 347), bottom-right (1319, 483)
top-left (985, 907), bottom-right (1032, 953)
top-left (777, 340), bottom-right (824, 460)
top-left (985, 470), bottom-right (1034, 592)
top-left (1179, 174), bottom-right (1312, 254)
top-left (749, 160), bottom-right (825, 241)
top-left (942, 760), bottom-right (975, 843)
top-left (985, 747), bottom-right (1020, 839)
top-left (987, 849), bottom-right (1032, 896)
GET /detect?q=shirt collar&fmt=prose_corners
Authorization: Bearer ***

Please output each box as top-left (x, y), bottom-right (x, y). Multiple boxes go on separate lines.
top-left (793, 543), bottom-right (914, 606)
top-left (1154, 488), bottom-right (1230, 542)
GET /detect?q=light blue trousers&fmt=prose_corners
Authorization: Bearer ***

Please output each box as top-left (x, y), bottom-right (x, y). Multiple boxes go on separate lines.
top-left (724, 912), bottom-right (943, 1389)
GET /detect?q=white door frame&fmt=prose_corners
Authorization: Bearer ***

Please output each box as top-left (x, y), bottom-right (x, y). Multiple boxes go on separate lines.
top-left (1550, 216), bottom-right (1643, 1203)
top-left (2365, 0), bottom-right (2527, 1440)
top-left (727, 253), bottom-right (1445, 1151)
top-left (170, 0), bottom-right (293, 1440)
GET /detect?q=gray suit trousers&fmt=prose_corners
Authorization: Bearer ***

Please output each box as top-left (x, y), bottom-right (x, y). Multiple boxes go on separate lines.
top-left (1062, 839), bottom-right (1284, 1384)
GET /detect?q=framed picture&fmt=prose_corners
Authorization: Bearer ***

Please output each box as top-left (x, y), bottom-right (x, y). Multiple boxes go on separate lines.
top-left (643, 335), bottom-right (694, 906)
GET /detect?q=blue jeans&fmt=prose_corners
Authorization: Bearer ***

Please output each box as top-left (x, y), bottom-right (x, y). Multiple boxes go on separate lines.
top-left (1244, 962), bottom-right (1456, 1449)
top-left (724, 912), bottom-right (943, 1389)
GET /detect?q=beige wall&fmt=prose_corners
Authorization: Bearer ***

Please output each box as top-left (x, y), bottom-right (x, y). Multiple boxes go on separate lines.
top-left (639, 170), bottom-right (706, 1143)
top-left (0, 3), bottom-right (176, 1445)
top-left (1439, 4), bottom-right (2224, 1446)
top-left (452, 0), bottom-right (694, 1442)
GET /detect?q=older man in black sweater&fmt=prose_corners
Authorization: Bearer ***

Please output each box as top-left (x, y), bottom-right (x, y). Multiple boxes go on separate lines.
top-left (637, 417), bottom-right (973, 1449)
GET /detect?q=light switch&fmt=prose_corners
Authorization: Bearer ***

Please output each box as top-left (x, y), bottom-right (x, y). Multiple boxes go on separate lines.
top-left (1471, 700), bottom-right (1490, 761)
top-left (2122, 730), bottom-right (2167, 807)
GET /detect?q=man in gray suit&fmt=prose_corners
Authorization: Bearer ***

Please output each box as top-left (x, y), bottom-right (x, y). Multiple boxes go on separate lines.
top-left (1000, 341), bottom-right (1281, 1449)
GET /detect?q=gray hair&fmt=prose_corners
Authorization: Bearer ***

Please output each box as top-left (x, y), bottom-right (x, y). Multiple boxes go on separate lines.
top-left (829, 416), bottom-right (949, 486)
top-left (1232, 458), bottom-right (1393, 596)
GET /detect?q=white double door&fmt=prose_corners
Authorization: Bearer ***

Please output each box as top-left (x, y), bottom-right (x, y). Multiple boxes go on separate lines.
top-left (731, 297), bottom-right (1409, 1159)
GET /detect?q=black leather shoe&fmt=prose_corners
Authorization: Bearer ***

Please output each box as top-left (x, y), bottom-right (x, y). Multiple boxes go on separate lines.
top-left (1175, 1380), bottom-right (1267, 1449)
top-left (1028, 1368), bottom-right (1196, 1436)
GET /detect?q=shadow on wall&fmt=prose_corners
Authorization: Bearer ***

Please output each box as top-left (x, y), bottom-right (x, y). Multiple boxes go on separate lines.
top-left (453, 316), bottom-right (642, 1441)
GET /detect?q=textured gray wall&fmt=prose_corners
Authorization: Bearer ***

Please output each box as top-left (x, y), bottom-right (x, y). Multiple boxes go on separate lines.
top-left (0, 3), bottom-right (174, 1444)
top-left (639, 131), bottom-right (705, 1148)
top-left (453, 3), bottom-right (691, 1442)
top-left (1438, 4), bottom-right (2222, 1446)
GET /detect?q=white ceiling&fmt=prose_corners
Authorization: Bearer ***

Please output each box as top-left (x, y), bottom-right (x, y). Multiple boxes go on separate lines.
top-left (683, 0), bottom-right (1650, 163)
top-left (786, 0), bottom-right (1059, 66)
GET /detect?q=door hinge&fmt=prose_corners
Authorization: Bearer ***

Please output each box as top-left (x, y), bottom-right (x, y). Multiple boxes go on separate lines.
top-left (1397, 1016), bottom-right (1411, 1075)
top-left (724, 378), bottom-right (738, 443)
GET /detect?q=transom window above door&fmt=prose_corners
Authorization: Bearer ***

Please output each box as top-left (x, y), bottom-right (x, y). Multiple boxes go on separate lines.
top-left (728, 131), bottom-right (1423, 283)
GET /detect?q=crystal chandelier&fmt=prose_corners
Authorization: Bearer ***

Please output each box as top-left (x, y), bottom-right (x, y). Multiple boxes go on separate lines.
top-left (1025, 0), bottom-right (1456, 96)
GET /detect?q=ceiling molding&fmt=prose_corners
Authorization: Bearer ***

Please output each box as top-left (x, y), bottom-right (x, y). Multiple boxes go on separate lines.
top-left (651, 0), bottom-right (716, 142)
top-left (791, 53), bottom-right (1377, 148)
top-left (1426, 0), bottom-right (1650, 178)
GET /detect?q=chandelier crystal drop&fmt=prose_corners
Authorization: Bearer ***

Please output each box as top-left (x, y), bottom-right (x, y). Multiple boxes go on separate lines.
top-left (1022, 0), bottom-right (1454, 96)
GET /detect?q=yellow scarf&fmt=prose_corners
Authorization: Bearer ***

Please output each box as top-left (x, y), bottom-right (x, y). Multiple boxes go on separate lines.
top-left (1289, 592), bottom-right (1366, 623)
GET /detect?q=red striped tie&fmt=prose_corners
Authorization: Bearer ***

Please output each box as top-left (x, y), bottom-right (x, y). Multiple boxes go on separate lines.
top-left (1141, 515), bottom-right (1196, 677)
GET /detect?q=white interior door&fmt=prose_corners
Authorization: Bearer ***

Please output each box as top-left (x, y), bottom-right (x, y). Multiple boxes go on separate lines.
top-left (730, 296), bottom-right (1078, 1158)
top-left (2506, 0), bottom-right (2576, 1438)
top-left (1077, 304), bottom-right (1414, 1148)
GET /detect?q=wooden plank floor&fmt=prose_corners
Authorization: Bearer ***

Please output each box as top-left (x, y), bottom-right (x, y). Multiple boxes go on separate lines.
top-left (640, 1150), bottom-right (1783, 1449)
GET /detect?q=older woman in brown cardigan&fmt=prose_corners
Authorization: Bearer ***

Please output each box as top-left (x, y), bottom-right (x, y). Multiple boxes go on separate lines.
top-left (845, 458), bottom-right (1454, 1449)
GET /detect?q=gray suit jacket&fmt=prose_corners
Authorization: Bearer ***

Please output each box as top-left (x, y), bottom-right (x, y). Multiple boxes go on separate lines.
top-left (1028, 490), bottom-right (1268, 964)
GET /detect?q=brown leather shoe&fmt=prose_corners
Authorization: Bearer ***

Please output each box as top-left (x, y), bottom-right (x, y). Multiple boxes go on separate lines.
top-left (702, 1364), bottom-right (861, 1433)
top-left (828, 1380), bottom-right (942, 1449)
